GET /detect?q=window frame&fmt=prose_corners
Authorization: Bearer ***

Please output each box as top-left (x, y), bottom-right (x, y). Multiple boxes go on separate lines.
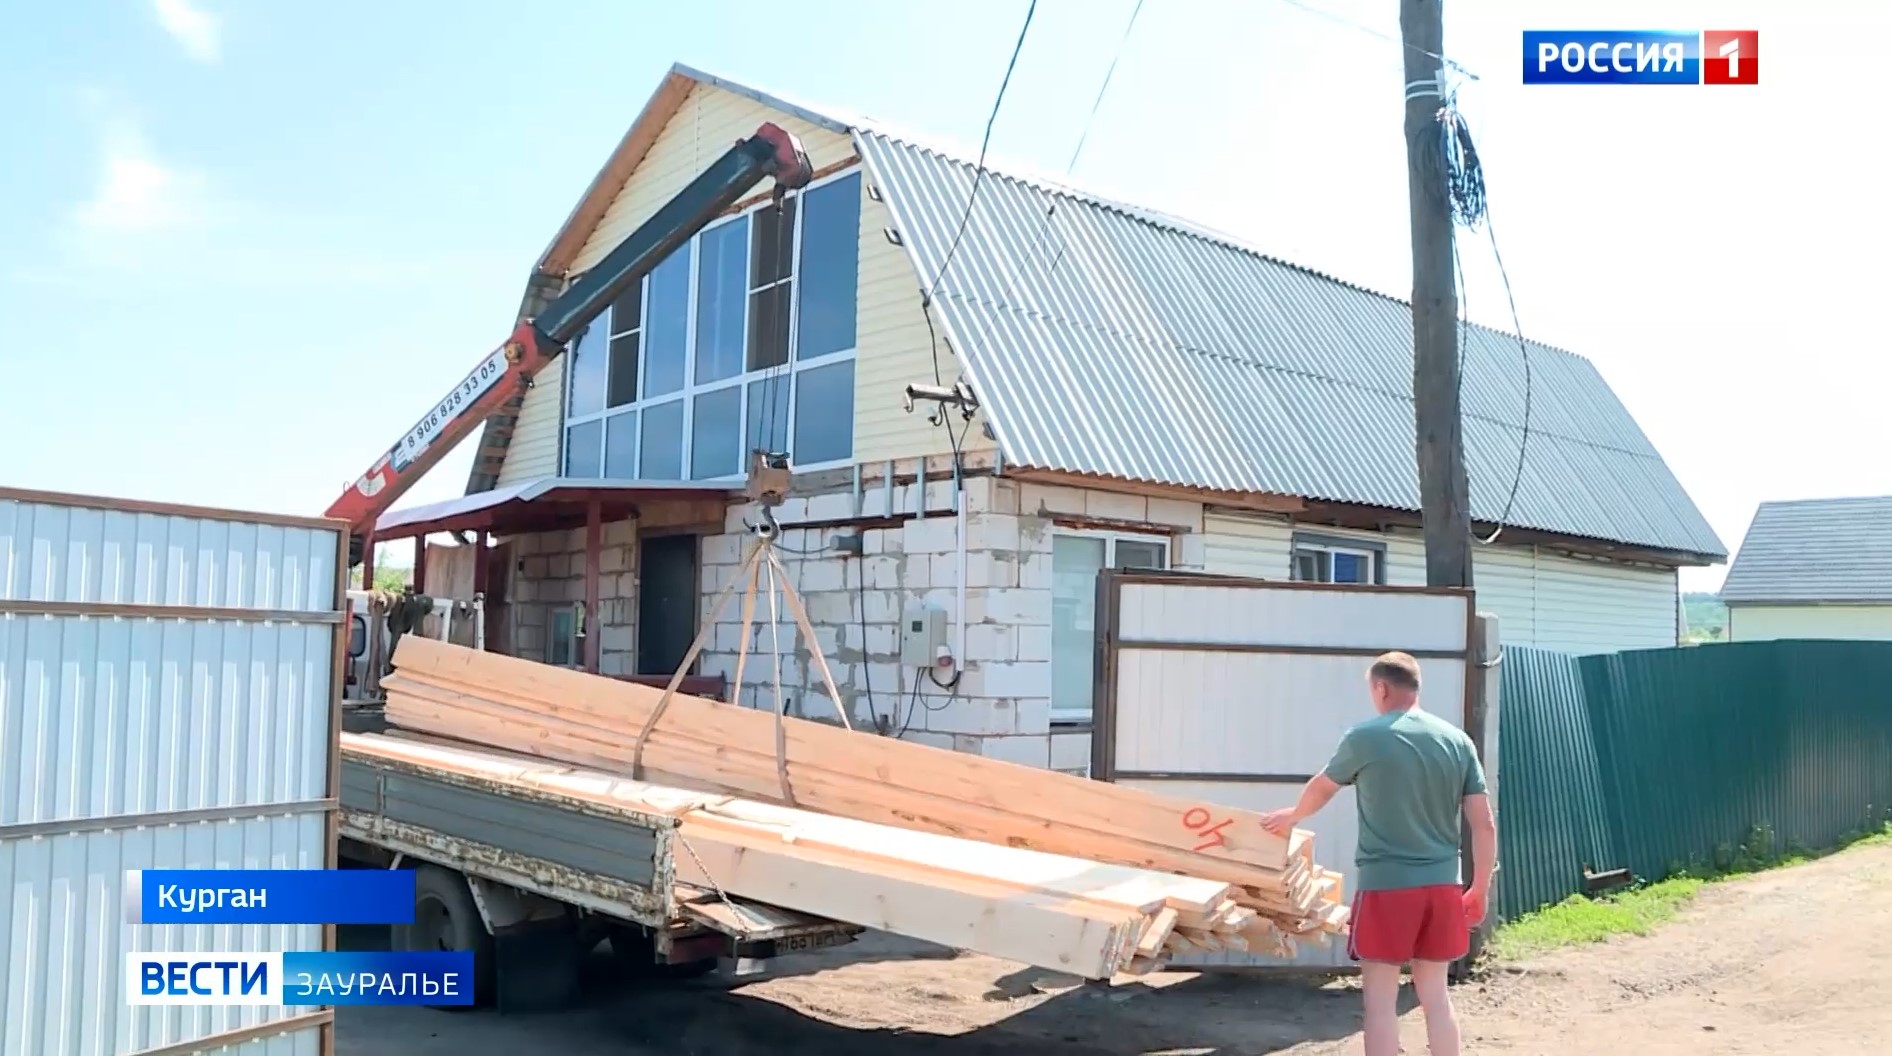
top-left (1048, 528), bottom-right (1172, 726)
top-left (1288, 531), bottom-right (1387, 586)
top-left (561, 166), bottom-right (862, 481)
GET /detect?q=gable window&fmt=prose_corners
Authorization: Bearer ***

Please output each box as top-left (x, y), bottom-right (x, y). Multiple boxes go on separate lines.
top-left (562, 169), bottom-right (862, 480)
top-left (1289, 532), bottom-right (1385, 585)
top-left (1051, 531), bottom-right (1170, 725)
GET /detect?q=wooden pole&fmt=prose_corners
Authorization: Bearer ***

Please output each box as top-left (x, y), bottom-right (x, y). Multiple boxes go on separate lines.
top-left (1401, 0), bottom-right (1472, 591)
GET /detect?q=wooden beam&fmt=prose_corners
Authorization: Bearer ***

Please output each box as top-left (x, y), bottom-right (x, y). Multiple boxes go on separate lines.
top-left (382, 640), bottom-right (1303, 888)
top-left (1004, 467), bottom-right (1306, 516)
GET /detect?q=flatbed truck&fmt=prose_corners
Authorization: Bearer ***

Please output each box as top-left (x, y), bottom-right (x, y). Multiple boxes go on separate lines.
top-left (334, 726), bottom-right (860, 1011)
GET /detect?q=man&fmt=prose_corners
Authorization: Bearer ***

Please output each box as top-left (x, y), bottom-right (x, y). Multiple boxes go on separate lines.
top-left (1260, 651), bottom-right (1496, 1056)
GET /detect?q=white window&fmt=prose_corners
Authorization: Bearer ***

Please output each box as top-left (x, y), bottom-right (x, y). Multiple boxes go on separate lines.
top-left (562, 169), bottom-right (862, 480)
top-left (1290, 536), bottom-right (1380, 585)
top-left (1051, 531), bottom-right (1169, 725)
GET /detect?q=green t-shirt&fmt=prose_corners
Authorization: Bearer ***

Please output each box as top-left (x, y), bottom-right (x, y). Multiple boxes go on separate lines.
top-left (1322, 707), bottom-right (1487, 893)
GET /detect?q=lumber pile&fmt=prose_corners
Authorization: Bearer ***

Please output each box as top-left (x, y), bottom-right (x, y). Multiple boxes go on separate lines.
top-left (380, 639), bottom-right (1349, 962)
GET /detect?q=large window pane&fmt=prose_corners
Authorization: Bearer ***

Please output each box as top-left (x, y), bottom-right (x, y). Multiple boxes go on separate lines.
top-left (640, 399), bottom-right (684, 480)
top-left (604, 410), bottom-right (639, 478)
top-left (1332, 551), bottom-right (1369, 584)
top-left (566, 321), bottom-right (607, 418)
top-left (792, 360), bottom-right (854, 464)
top-left (607, 332), bottom-right (640, 408)
top-left (1051, 536), bottom-right (1107, 719)
top-left (750, 198), bottom-right (796, 286)
top-left (564, 419), bottom-right (602, 479)
top-left (746, 377), bottom-right (790, 457)
top-left (747, 283), bottom-right (791, 371)
top-left (690, 385), bottom-right (742, 480)
top-left (695, 220), bottom-right (748, 385)
top-left (607, 280), bottom-right (642, 337)
top-left (797, 174), bottom-right (860, 359)
top-left (644, 244), bottom-right (691, 398)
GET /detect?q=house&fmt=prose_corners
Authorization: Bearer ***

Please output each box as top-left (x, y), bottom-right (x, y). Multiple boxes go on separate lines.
top-left (1721, 496), bottom-right (1892, 642)
top-left (373, 64), bottom-right (1725, 773)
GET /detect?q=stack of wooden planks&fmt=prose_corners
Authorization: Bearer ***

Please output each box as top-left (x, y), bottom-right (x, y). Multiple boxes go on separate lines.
top-left (381, 639), bottom-right (1349, 963)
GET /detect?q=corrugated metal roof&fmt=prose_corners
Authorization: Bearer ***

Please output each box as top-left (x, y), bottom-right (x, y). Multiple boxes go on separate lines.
top-left (1720, 496), bottom-right (1892, 603)
top-left (853, 129), bottom-right (1725, 560)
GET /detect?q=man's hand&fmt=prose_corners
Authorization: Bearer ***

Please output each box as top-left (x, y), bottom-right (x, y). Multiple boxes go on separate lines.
top-left (1462, 885), bottom-right (1489, 929)
top-left (1259, 808), bottom-right (1299, 838)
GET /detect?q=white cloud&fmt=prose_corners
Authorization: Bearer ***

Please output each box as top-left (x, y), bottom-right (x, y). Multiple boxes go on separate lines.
top-left (151, 0), bottom-right (220, 63)
top-left (74, 124), bottom-right (202, 234)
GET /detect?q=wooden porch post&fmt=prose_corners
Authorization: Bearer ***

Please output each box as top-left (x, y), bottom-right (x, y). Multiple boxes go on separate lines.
top-left (472, 531), bottom-right (489, 595)
top-left (584, 500), bottom-right (603, 673)
top-left (412, 536), bottom-right (427, 593)
top-left (360, 533), bottom-right (376, 592)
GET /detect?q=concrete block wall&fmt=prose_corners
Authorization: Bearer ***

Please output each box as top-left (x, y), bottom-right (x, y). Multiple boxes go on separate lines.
top-left (695, 476), bottom-right (1207, 775)
top-left (503, 520), bottom-right (639, 674)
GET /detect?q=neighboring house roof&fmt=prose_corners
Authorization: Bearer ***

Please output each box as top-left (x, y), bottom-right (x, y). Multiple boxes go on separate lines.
top-left (1720, 496), bottom-right (1892, 604)
top-left (468, 63), bottom-right (1725, 563)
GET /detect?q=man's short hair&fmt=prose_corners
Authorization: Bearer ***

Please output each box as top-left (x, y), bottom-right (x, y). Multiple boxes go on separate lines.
top-left (1368, 651), bottom-right (1422, 691)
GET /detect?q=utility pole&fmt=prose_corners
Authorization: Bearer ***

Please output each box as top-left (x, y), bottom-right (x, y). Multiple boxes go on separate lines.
top-left (1401, 0), bottom-right (1473, 590)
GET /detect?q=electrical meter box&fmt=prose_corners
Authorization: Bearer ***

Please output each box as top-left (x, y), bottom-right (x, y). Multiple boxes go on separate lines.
top-left (899, 603), bottom-right (949, 666)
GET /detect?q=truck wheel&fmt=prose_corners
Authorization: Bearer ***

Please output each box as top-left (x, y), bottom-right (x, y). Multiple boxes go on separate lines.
top-left (398, 865), bottom-right (495, 1009)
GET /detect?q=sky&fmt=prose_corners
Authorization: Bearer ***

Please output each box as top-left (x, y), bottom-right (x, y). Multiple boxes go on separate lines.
top-left (1, 0), bottom-right (1884, 592)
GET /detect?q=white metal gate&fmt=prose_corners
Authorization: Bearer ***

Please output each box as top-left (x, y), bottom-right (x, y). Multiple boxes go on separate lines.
top-left (0, 488), bottom-right (346, 1056)
top-left (1090, 570), bottom-right (1479, 969)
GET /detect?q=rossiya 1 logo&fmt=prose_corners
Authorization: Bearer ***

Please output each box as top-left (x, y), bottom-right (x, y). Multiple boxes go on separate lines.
top-left (1522, 30), bottom-right (1760, 85)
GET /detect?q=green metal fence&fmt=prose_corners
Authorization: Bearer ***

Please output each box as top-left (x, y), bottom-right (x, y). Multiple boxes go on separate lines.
top-left (1497, 640), bottom-right (1892, 920)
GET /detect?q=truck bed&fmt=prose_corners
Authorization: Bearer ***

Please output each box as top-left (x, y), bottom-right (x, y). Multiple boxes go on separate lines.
top-left (337, 732), bottom-right (857, 955)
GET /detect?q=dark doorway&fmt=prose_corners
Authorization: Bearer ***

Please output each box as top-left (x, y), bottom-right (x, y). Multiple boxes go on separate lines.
top-left (637, 534), bottom-right (699, 677)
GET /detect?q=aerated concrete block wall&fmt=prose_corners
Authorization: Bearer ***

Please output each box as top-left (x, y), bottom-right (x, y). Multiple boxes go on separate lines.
top-left (695, 476), bottom-right (1205, 774)
top-left (503, 521), bottom-right (639, 674)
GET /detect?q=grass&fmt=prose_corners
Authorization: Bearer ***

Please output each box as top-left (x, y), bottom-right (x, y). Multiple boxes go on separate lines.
top-left (1487, 876), bottom-right (1703, 960)
top-left (1487, 821), bottom-right (1892, 961)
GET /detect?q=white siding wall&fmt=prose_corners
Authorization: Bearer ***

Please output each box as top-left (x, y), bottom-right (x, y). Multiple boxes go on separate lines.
top-left (1200, 512), bottom-right (1678, 655)
top-left (1727, 603), bottom-right (1892, 642)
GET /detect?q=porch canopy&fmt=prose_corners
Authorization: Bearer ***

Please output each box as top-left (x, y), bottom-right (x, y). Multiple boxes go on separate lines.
top-left (374, 477), bottom-right (737, 540)
top-left (371, 478), bottom-right (737, 675)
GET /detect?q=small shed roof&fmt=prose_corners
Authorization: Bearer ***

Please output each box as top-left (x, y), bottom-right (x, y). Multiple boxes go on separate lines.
top-left (377, 478), bottom-right (733, 539)
top-left (1720, 495), bottom-right (1892, 604)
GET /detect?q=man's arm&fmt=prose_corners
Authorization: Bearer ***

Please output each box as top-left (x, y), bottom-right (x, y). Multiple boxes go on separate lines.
top-left (1262, 773), bottom-right (1342, 836)
top-left (1260, 729), bottom-right (1362, 836)
top-left (1462, 792), bottom-right (1497, 922)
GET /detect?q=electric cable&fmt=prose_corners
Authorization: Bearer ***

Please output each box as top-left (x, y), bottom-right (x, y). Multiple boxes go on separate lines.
top-left (1436, 97), bottom-right (1533, 545)
top-left (916, 0), bottom-right (1041, 469)
top-left (1271, 0), bottom-right (1479, 80)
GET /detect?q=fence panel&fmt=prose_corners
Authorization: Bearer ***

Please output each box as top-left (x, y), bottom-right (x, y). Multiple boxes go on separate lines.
top-left (1494, 647), bottom-right (1621, 920)
top-left (1499, 638), bottom-right (1892, 919)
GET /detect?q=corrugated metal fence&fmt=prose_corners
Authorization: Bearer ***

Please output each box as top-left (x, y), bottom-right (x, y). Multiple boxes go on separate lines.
top-left (0, 488), bottom-right (346, 1056)
top-left (1497, 640), bottom-right (1892, 920)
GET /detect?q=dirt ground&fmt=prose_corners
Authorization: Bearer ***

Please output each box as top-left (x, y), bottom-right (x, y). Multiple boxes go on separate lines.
top-left (336, 841), bottom-right (1892, 1054)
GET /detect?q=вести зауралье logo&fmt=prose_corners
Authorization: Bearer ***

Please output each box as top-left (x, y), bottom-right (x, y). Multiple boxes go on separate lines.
top-left (1523, 30), bottom-right (1760, 85)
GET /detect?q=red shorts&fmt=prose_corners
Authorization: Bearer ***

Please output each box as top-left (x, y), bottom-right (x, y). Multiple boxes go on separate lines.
top-left (1347, 884), bottom-right (1469, 964)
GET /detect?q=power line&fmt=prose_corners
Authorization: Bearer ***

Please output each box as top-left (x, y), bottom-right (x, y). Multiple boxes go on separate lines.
top-left (918, 0), bottom-right (1040, 465)
top-left (1066, 0), bottom-right (1145, 174)
top-left (1272, 0), bottom-right (1479, 80)
top-left (921, 0), bottom-right (1040, 307)
top-left (1472, 213), bottom-right (1532, 545)
top-left (1436, 97), bottom-right (1533, 545)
